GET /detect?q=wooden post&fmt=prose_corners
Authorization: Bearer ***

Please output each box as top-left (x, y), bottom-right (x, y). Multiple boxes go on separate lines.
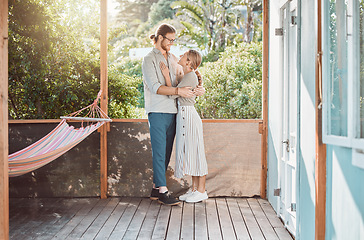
top-left (261, 0), bottom-right (269, 199)
top-left (100, 0), bottom-right (108, 199)
top-left (0, 0), bottom-right (9, 239)
top-left (315, 0), bottom-right (326, 239)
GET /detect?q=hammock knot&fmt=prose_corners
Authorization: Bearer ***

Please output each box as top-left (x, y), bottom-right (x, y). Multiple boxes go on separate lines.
top-left (93, 90), bottom-right (102, 106)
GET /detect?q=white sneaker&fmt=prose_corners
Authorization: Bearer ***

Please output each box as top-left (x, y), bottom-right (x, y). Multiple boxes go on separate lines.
top-left (185, 191), bottom-right (208, 203)
top-left (179, 189), bottom-right (194, 201)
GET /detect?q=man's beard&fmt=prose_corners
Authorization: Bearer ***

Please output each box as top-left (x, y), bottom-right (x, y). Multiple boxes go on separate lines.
top-left (161, 42), bottom-right (170, 52)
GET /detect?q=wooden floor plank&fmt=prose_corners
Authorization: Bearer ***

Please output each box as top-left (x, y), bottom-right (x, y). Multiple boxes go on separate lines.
top-left (122, 198), bottom-right (151, 240)
top-left (274, 227), bottom-right (294, 240)
top-left (216, 198), bottom-right (236, 240)
top-left (80, 198), bottom-right (120, 239)
top-left (65, 198), bottom-right (111, 240)
top-left (51, 198), bottom-right (100, 239)
top-left (9, 197), bottom-right (293, 240)
top-left (205, 198), bottom-right (222, 240)
top-left (29, 199), bottom-right (82, 239)
top-left (108, 197), bottom-right (142, 240)
top-left (257, 199), bottom-right (284, 228)
top-left (137, 200), bottom-right (160, 240)
top-left (151, 204), bottom-right (171, 240)
top-left (10, 198), bottom-right (57, 232)
top-left (194, 201), bottom-right (208, 240)
top-left (95, 197), bottom-right (131, 240)
top-left (180, 202), bottom-right (194, 240)
top-left (165, 204), bottom-right (182, 240)
top-left (237, 198), bottom-right (265, 240)
top-left (226, 198), bottom-right (250, 240)
top-left (36, 199), bottom-right (92, 240)
top-left (248, 198), bottom-right (279, 240)
top-left (10, 199), bottom-right (63, 240)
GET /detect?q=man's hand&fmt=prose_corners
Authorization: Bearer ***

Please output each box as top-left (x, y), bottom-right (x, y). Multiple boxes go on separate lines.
top-left (178, 87), bottom-right (194, 98)
top-left (193, 85), bottom-right (205, 96)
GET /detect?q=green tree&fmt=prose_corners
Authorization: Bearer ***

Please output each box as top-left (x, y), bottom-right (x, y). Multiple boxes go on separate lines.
top-left (171, 0), bottom-right (262, 52)
top-left (115, 0), bottom-right (158, 27)
top-left (148, 0), bottom-right (177, 26)
top-left (8, 0), bottom-right (143, 119)
top-left (171, 0), bottom-right (241, 52)
top-left (196, 42), bottom-right (262, 119)
top-left (238, 0), bottom-right (262, 43)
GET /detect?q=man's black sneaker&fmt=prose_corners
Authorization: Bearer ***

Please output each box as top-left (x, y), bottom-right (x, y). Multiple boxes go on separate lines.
top-left (158, 191), bottom-right (181, 206)
top-left (150, 188), bottom-right (159, 200)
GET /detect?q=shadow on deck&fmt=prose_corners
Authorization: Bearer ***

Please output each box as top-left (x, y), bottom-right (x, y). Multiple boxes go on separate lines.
top-left (10, 197), bottom-right (293, 240)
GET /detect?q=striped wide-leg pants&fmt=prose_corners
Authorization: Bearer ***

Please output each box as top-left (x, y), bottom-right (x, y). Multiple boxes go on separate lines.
top-left (174, 105), bottom-right (208, 178)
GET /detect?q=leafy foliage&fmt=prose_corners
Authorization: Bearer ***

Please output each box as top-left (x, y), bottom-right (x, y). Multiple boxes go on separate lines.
top-left (108, 67), bottom-right (142, 119)
top-left (115, 0), bottom-right (158, 23)
top-left (8, 0), bottom-right (143, 119)
top-left (171, 0), bottom-right (262, 52)
top-left (148, 0), bottom-right (177, 26)
top-left (8, 0), bottom-right (263, 120)
top-left (196, 42), bottom-right (262, 119)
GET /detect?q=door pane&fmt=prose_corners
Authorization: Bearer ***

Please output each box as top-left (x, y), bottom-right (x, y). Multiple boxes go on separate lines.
top-left (329, 0), bottom-right (348, 136)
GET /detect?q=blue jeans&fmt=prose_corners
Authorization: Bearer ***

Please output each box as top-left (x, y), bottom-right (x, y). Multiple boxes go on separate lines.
top-left (148, 113), bottom-right (176, 188)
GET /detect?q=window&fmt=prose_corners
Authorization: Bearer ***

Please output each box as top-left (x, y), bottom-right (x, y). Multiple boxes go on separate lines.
top-left (323, 0), bottom-right (364, 168)
top-left (328, 0), bottom-right (348, 137)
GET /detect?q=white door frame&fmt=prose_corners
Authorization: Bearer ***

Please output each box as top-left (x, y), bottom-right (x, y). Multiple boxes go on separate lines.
top-left (278, 0), bottom-right (301, 236)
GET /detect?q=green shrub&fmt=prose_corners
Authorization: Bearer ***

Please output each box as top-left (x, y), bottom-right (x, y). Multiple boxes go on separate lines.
top-left (196, 42), bottom-right (262, 119)
top-left (108, 66), bottom-right (144, 119)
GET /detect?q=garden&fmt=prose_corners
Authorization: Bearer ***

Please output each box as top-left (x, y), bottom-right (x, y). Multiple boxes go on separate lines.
top-left (8, 0), bottom-right (262, 119)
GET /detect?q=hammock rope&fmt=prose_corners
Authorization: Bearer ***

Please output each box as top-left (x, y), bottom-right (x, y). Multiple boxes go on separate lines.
top-left (8, 91), bottom-right (111, 177)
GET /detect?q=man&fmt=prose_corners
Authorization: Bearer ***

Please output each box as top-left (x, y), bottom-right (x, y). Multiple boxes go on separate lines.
top-left (142, 23), bottom-right (204, 205)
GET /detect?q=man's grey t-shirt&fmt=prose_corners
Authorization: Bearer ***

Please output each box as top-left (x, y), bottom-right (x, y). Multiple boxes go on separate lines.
top-left (142, 48), bottom-right (178, 114)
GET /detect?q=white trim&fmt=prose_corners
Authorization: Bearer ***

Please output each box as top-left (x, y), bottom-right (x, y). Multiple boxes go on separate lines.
top-left (352, 148), bottom-right (364, 169)
top-left (322, 135), bottom-right (352, 148)
top-left (351, 138), bottom-right (364, 149)
top-left (347, 0), bottom-right (354, 140)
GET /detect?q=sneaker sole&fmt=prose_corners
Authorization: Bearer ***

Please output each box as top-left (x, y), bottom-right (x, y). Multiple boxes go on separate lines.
top-left (158, 200), bottom-right (181, 206)
top-left (150, 196), bottom-right (158, 201)
top-left (186, 197), bottom-right (208, 203)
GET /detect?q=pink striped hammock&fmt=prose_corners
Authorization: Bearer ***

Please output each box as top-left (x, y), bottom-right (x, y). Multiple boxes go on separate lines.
top-left (8, 91), bottom-right (111, 177)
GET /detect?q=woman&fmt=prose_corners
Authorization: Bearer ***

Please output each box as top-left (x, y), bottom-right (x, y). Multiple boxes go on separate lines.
top-left (160, 49), bottom-right (208, 203)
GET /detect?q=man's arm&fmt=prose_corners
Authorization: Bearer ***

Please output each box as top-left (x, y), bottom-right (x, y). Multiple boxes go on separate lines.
top-left (143, 55), bottom-right (194, 98)
top-left (142, 55), bottom-right (163, 94)
top-left (157, 84), bottom-right (194, 98)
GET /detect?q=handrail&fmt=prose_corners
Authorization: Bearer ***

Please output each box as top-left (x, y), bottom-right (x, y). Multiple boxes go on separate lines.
top-left (9, 119), bottom-right (263, 124)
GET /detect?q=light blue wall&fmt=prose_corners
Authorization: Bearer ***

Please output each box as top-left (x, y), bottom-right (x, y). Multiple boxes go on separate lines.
top-left (325, 146), bottom-right (364, 240)
top-left (298, 1), bottom-right (316, 239)
top-left (269, 1), bottom-right (364, 239)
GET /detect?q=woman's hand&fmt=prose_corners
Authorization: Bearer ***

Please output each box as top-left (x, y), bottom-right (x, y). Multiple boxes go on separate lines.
top-left (193, 85), bottom-right (205, 96)
top-left (178, 87), bottom-right (194, 98)
top-left (159, 62), bottom-right (172, 86)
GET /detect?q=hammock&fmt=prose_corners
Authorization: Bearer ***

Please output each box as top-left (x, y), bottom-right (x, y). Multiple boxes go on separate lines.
top-left (8, 91), bottom-right (111, 177)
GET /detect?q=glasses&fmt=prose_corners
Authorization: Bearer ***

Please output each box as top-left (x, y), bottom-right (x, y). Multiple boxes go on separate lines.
top-left (162, 35), bottom-right (176, 43)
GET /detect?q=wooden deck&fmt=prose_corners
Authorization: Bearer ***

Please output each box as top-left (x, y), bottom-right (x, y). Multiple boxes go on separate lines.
top-left (9, 197), bottom-right (293, 240)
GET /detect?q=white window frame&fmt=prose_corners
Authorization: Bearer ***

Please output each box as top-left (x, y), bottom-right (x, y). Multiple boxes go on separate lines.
top-left (322, 0), bottom-right (364, 168)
